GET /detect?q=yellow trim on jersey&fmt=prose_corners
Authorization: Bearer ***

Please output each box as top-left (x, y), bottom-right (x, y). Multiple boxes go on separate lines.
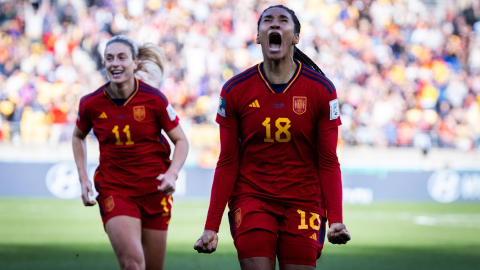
top-left (103, 89), bottom-right (117, 106)
top-left (124, 78), bottom-right (139, 106)
top-left (283, 62), bottom-right (302, 93)
top-left (257, 61), bottom-right (302, 94)
top-left (103, 78), bottom-right (139, 106)
top-left (257, 65), bottom-right (275, 93)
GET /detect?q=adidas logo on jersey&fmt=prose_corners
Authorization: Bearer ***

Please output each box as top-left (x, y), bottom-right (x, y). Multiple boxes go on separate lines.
top-left (99, 112), bottom-right (108, 119)
top-left (310, 233), bottom-right (317, 241)
top-left (249, 100), bottom-right (260, 108)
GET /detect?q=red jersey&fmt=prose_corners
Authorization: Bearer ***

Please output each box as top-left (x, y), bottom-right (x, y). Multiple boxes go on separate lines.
top-left (205, 60), bottom-right (343, 231)
top-left (76, 78), bottom-right (179, 196)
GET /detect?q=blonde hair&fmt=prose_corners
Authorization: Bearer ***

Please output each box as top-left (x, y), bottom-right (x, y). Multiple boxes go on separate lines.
top-left (135, 43), bottom-right (165, 86)
top-left (106, 36), bottom-right (165, 87)
top-left (106, 35), bottom-right (139, 59)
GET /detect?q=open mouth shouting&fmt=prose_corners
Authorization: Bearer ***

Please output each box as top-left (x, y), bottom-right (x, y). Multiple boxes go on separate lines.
top-left (268, 32), bottom-right (282, 52)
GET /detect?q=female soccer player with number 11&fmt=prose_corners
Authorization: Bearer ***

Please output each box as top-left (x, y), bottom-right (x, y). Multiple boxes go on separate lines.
top-left (73, 35), bottom-right (188, 270)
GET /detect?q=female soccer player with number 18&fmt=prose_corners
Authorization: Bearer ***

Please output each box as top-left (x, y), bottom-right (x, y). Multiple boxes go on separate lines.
top-left (73, 36), bottom-right (188, 270)
top-left (194, 5), bottom-right (351, 269)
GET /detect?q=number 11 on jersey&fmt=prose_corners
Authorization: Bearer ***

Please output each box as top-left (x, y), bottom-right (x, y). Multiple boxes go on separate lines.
top-left (112, 125), bottom-right (135, 146)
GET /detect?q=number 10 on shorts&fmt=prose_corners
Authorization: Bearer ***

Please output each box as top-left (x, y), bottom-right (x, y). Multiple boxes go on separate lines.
top-left (297, 210), bottom-right (321, 230)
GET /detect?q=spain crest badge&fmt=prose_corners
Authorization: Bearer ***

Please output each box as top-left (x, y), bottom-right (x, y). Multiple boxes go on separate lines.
top-left (234, 208), bottom-right (242, 228)
top-left (293, 96), bottom-right (307, 115)
top-left (133, 106), bottom-right (145, 121)
top-left (104, 196), bottom-right (115, 212)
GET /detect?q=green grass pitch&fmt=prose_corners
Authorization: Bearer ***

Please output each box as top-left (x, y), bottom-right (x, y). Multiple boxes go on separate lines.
top-left (0, 199), bottom-right (479, 269)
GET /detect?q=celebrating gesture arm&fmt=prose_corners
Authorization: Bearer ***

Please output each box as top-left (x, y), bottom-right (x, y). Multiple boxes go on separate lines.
top-left (194, 122), bottom-right (240, 253)
top-left (317, 126), bottom-right (351, 245)
top-left (194, 230), bottom-right (219, 253)
top-left (327, 222), bottom-right (351, 244)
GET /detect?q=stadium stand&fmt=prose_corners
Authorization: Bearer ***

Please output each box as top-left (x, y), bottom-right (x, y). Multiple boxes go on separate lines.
top-left (0, 0), bottom-right (479, 168)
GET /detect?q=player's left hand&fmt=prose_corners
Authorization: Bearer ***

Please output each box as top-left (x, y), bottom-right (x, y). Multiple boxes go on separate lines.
top-left (157, 172), bottom-right (176, 195)
top-left (327, 222), bottom-right (351, 245)
top-left (194, 230), bottom-right (218, 253)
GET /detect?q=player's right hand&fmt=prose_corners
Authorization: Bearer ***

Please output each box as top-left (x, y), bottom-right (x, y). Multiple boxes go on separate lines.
top-left (194, 230), bottom-right (218, 253)
top-left (80, 179), bottom-right (96, 206)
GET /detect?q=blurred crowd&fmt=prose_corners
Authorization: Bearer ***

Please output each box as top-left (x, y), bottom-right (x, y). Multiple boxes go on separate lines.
top-left (0, 0), bottom-right (479, 165)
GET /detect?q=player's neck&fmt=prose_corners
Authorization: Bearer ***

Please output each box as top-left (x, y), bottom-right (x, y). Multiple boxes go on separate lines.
top-left (262, 57), bottom-right (297, 84)
top-left (108, 77), bottom-right (136, 99)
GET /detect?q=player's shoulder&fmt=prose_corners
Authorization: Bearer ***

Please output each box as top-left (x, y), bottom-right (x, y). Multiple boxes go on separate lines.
top-left (79, 84), bottom-right (105, 107)
top-left (137, 79), bottom-right (168, 104)
top-left (300, 64), bottom-right (337, 95)
top-left (221, 64), bottom-right (259, 95)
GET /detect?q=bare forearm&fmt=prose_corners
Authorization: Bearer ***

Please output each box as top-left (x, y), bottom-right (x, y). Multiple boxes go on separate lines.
top-left (72, 136), bottom-right (88, 181)
top-left (73, 128), bottom-right (96, 206)
top-left (166, 138), bottom-right (188, 178)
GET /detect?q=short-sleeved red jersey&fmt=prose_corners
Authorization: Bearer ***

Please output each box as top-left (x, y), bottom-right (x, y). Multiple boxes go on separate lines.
top-left (205, 60), bottom-right (343, 231)
top-left (77, 78), bottom-right (179, 196)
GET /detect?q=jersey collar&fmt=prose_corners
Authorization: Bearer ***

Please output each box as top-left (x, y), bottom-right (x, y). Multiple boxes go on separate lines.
top-left (103, 78), bottom-right (139, 106)
top-left (258, 59), bottom-right (302, 94)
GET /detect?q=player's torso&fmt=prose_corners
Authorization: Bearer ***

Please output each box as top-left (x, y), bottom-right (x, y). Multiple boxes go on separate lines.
top-left (89, 96), bottom-right (160, 147)
top-left (236, 80), bottom-right (318, 156)
top-left (86, 89), bottom-right (170, 189)
top-left (231, 72), bottom-right (322, 199)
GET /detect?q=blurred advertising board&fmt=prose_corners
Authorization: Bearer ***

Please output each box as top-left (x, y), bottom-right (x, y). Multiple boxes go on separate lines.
top-left (0, 162), bottom-right (479, 204)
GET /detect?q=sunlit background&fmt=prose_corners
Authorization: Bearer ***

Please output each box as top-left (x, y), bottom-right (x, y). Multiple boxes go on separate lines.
top-left (0, 0), bottom-right (479, 269)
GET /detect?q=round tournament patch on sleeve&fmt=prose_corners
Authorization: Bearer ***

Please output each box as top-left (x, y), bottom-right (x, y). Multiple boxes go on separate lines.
top-left (329, 99), bottom-right (339, 120)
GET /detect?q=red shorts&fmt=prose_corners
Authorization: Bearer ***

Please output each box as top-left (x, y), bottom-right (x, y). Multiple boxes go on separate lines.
top-left (228, 197), bottom-right (326, 266)
top-left (96, 192), bottom-right (173, 230)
